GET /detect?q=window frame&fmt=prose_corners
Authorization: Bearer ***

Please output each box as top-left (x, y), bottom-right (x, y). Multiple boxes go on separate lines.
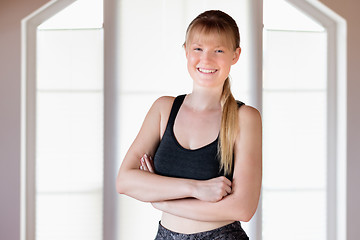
top-left (264, 1), bottom-right (346, 240)
top-left (21, 0), bottom-right (346, 240)
top-left (21, 0), bottom-right (112, 240)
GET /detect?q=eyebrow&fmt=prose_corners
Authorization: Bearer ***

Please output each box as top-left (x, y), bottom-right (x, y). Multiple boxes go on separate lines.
top-left (190, 43), bottom-right (226, 48)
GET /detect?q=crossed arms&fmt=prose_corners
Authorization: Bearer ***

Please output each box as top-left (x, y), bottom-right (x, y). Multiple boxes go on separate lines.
top-left (116, 96), bottom-right (262, 222)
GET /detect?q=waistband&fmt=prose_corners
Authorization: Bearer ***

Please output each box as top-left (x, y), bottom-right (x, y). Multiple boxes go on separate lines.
top-left (155, 221), bottom-right (248, 240)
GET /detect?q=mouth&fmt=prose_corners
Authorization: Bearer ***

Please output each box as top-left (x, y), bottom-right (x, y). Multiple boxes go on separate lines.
top-left (197, 68), bottom-right (217, 74)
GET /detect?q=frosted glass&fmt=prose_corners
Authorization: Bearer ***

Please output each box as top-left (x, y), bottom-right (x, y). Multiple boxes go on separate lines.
top-left (35, 1), bottom-right (104, 240)
top-left (38, 0), bottom-right (103, 29)
top-left (37, 29), bottom-right (103, 91)
top-left (262, 190), bottom-right (326, 240)
top-left (263, 91), bottom-right (326, 189)
top-left (118, 196), bottom-right (161, 240)
top-left (264, 0), bottom-right (324, 31)
top-left (263, 30), bottom-right (327, 90)
top-left (263, 5), bottom-right (328, 238)
top-left (119, 0), bottom-right (189, 93)
top-left (118, 93), bottom-right (163, 160)
top-left (36, 192), bottom-right (102, 240)
top-left (36, 92), bottom-right (103, 192)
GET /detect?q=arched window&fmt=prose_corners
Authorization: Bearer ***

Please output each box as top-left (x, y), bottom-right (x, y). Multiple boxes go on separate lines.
top-left (21, 0), bottom-right (104, 239)
top-left (22, 1), bottom-right (346, 240)
top-left (262, 0), bottom-right (346, 239)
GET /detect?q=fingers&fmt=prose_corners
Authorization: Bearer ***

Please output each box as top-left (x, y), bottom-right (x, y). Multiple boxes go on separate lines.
top-left (217, 176), bottom-right (232, 198)
top-left (194, 176), bottom-right (233, 202)
top-left (139, 154), bottom-right (155, 173)
top-left (220, 176), bottom-right (232, 187)
top-left (225, 184), bottom-right (232, 195)
top-left (144, 155), bottom-right (155, 173)
top-left (140, 157), bottom-right (148, 171)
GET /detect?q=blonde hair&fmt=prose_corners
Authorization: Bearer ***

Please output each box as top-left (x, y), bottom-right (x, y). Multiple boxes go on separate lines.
top-left (185, 10), bottom-right (240, 176)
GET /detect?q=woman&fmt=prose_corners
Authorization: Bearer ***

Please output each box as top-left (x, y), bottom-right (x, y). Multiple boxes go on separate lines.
top-left (117, 10), bottom-right (262, 239)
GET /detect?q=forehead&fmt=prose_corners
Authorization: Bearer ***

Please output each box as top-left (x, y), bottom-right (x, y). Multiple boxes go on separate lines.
top-left (187, 27), bottom-right (234, 49)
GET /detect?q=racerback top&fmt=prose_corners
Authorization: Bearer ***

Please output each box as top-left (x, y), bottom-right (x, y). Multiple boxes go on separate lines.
top-left (153, 94), bottom-right (244, 181)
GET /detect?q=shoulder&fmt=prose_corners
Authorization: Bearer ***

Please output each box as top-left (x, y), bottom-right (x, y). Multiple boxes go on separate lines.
top-left (154, 95), bottom-right (175, 106)
top-left (152, 96), bottom-right (177, 136)
top-left (152, 96), bottom-right (175, 112)
top-left (237, 105), bottom-right (262, 128)
top-left (149, 96), bottom-right (176, 121)
top-left (234, 105), bottom-right (262, 156)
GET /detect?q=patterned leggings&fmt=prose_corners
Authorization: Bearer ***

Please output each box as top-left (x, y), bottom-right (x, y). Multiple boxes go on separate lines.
top-left (154, 221), bottom-right (249, 240)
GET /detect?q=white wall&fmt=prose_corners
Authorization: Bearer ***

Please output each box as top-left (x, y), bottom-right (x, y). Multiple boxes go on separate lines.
top-left (0, 0), bottom-right (359, 239)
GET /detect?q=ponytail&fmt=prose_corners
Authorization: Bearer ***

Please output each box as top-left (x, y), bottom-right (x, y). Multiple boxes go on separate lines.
top-left (218, 77), bottom-right (239, 176)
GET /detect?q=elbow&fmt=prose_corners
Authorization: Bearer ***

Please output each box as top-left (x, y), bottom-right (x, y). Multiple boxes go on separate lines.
top-left (116, 166), bottom-right (134, 195)
top-left (233, 211), bottom-right (255, 222)
top-left (238, 212), bottom-right (254, 223)
top-left (116, 181), bottom-right (123, 195)
top-left (229, 192), bottom-right (260, 222)
top-left (116, 173), bottom-right (127, 195)
top-left (230, 201), bottom-right (258, 222)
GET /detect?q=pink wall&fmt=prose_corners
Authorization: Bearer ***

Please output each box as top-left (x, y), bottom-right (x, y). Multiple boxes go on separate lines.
top-left (0, 1), bottom-right (50, 239)
top-left (0, 0), bottom-right (359, 239)
top-left (319, 0), bottom-right (360, 238)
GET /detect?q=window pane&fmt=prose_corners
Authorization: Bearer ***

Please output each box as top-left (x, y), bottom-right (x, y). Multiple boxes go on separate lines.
top-left (35, 1), bottom-right (103, 239)
top-left (36, 192), bottom-right (102, 240)
top-left (263, 1), bottom-right (327, 239)
top-left (38, 0), bottom-right (103, 29)
top-left (263, 30), bottom-right (327, 90)
top-left (263, 91), bottom-right (326, 190)
top-left (263, 0), bottom-right (324, 31)
top-left (37, 29), bottom-right (103, 91)
top-left (262, 190), bottom-right (326, 240)
top-left (36, 92), bottom-right (103, 192)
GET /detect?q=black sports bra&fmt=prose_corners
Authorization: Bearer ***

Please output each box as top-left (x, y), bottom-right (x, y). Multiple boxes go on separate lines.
top-left (153, 94), bottom-right (244, 180)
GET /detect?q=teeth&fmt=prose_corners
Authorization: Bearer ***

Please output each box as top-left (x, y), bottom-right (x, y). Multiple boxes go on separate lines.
top-left (198, 68), bottom-right (216, 73)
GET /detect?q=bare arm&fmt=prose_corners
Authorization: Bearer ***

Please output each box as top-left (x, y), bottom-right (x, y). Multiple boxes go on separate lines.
top-left (116, 96), bottom-right (232, 203)
top-left (151, 106), bottom-right (262, 222)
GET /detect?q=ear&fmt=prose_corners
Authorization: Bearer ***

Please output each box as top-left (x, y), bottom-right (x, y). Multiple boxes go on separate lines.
top-left (231, 47), bottom-right (241, 65)
top-left (184, 43), bottom-right (189, 58)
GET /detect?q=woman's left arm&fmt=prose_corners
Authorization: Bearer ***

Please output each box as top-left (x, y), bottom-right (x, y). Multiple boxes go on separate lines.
top-left (152, 106), bottom-right (262, 222)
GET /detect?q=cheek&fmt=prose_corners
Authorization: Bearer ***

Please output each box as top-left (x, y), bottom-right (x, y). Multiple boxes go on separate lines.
top-left (186, 58), bottom-right (196, 74)
top-left (219, 58), bottom-right (232, 69)
top-left (187, 55), bottom-right (198, 67)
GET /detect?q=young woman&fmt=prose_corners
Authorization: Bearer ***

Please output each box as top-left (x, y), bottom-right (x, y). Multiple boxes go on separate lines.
top-left (116, 10), bottom-right (262, 240)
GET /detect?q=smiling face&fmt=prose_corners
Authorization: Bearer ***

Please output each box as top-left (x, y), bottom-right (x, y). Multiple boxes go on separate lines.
top-left (185, 30), bottom-right (241, 90)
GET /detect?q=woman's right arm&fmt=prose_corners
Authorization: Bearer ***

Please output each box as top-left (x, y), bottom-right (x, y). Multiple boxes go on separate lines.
top-left (116, 96), bottom-right (231, 203)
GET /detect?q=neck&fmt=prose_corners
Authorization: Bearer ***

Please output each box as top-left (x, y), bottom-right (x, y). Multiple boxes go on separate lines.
top-left (186, 86), bottom-right (223, 111)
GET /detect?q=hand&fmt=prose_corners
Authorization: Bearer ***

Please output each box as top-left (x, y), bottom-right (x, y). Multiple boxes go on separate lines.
top-left (139, 154), bottom-right (155, 173)
top-left (194, 176), bottom-right (232, 202)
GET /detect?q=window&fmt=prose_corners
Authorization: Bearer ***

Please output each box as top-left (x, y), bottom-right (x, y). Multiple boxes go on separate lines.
top-left (21, 0), bottom-right (104, 239)
top-left (262, 0), bottom-right (346, 240)
top-left (263, 0), bottom-right (327, 238)
top-left (23, 1), bottom-right (346, 240)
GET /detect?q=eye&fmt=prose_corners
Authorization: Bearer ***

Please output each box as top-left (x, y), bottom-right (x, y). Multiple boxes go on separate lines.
top-left (215, 49), bottom-right (224, 53)
top-left (194, 47), bottom-right (202, 51)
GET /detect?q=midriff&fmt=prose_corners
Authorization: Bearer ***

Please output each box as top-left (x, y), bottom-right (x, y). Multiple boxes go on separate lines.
top-left (160, 212), bottom-right (234, 234)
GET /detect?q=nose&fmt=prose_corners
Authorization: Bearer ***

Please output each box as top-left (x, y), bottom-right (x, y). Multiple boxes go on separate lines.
top-left (201, 51), bottom-right (214, 63)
